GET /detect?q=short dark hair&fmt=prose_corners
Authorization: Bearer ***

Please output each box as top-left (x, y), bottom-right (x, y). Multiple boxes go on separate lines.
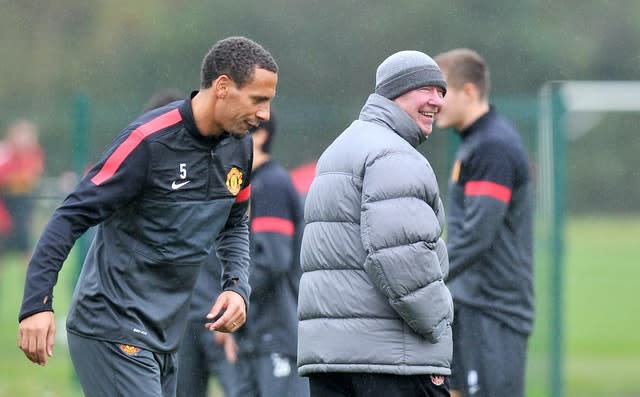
top-left (201, 36), bottom-right (278, 89)
top-left (254, 112), bottom-right (277, 154)
top-left (142, 89), bottom-right (183, 113)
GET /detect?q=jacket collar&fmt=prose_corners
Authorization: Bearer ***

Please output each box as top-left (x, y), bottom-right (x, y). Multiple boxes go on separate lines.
top-left (358, 93), bottom-right (425, 148)
top-left (179, 91), bottom-right (228, 144)
top-left (460, 105), bottom-right (496, 139)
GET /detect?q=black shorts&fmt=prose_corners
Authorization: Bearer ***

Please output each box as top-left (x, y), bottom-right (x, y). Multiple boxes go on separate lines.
top-left (450, 304), bottom-right (528, 397)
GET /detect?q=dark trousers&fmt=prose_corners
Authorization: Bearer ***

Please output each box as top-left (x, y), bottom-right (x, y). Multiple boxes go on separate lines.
top-left (177, 319), bottom-right (238, 397)
top-left (308, 372), bottom-right (450, 397)
top-left (233, 353), bottom-right (309, 397)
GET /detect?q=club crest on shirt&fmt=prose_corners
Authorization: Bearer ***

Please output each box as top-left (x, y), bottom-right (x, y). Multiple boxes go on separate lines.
top-left (451, 160), bottom-right (461, 183)
top-left (119, 344), bottom-right (141, 356)
top-left (226, 167), bottom-right (243, 196)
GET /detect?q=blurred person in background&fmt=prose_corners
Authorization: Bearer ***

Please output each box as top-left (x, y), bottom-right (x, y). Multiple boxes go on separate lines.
top-left (288, 159), bottom-right (316, 204)
top-left (178, 250), bottom-right (241, 397)
top-left (434, 48), bottom-right (534, 397)
top-left (142, 88), bottom-right (185, 114)
top-left (297, 50), bottom-right (453, 397)
top-left (17, 36), bottom-right (278, 397)
top-left (0, 119), bottom-right (45, 261)
top-left (0, 196), bottom-right (11, 239)
top-left (232, 113), bottom-right (308, 397)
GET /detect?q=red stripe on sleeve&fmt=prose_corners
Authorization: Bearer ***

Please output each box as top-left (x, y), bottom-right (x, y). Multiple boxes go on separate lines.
top-left (235, 185), bottom-right (251, 203)
top-left (91, 109), bottom-right (182, 186)
top-left (464, 180), bottom-right (512, 203)
top-left (251, 216), bottom-right (295, 236)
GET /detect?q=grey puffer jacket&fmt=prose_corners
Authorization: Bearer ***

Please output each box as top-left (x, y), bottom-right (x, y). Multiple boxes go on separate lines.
top-left (297, 94), bottom-right (453, 376)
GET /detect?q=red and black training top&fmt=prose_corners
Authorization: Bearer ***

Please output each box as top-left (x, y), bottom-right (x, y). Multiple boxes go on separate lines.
top-left (445, 106), bottom-right (534, 336)
top-left (19, 93), bottom-right (253, 353)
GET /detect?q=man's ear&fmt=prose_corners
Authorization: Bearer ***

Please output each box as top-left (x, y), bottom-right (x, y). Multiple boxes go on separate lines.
top-left (214, 75), bottom-right (232, 98)
top-left (462, 82), bottom-right (480, 101)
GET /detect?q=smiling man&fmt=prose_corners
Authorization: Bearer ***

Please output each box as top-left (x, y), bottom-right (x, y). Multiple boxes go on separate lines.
top-left (297, 50), bottom-right (453, 397)
top-left (18, 36), bottom-right (278, 397)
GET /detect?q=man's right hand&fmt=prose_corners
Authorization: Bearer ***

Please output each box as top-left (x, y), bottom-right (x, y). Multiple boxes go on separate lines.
top-left (18, 311), bottom-right (56, 366)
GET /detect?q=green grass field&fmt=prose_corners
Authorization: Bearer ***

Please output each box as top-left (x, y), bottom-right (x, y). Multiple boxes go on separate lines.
top-left (0, 250), bottom-right (81, 397)
top-left (563, 216), bottom-right (640, 397)
top-left (1, 215), bottom-right (639, 396)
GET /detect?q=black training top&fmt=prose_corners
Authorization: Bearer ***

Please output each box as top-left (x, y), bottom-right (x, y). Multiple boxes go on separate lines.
top-left (446, 106), bottom-right (534, 335)
top-left (236, 160), bottom-right (304, 357)
top-left (19, 93), bottom-right (253, 352)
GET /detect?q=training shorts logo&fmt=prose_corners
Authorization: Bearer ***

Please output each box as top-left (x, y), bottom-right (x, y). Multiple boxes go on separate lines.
top-left (119, 344), bottom-right (141, 356)
top-left (226, 167), bottom-right (243, 196)
top-left (431, 375), bottom-right (445, 386)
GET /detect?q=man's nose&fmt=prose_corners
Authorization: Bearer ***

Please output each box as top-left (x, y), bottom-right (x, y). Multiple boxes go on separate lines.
top-left (256, 105), bottom-right (270, 121)
top-left (429, 92), bottom-right (444, 107)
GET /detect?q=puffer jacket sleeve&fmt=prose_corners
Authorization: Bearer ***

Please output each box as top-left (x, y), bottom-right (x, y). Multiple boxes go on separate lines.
top-left (360, 149), bottom-right (453, 343)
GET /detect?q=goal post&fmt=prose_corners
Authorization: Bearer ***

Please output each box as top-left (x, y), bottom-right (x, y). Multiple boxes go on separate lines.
top-left (537, 80), bottom-right (640, 397)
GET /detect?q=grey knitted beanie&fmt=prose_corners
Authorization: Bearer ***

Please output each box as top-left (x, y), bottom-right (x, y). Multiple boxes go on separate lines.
top-left (375, 50), bottom-right (447, 99)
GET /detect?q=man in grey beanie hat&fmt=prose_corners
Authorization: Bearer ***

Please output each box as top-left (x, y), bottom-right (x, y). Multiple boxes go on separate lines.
top-left (375, 50), bottom-right (448, 100)
top-left (297, 49), bottom-right (452, 397)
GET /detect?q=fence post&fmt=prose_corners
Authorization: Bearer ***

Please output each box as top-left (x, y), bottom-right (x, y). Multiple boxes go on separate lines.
top-left (550, 83), bottom-right (566, 397)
